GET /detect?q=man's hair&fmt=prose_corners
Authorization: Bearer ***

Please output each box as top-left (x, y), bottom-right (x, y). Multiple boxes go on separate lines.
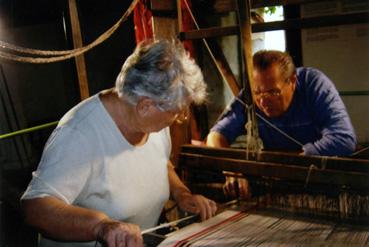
top-left (115, 39), bottom-right (207, 110)
top-left (253, 50), bottom-right (296, 81)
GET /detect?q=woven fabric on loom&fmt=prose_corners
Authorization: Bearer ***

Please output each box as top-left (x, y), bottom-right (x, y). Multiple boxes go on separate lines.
top-left (158, 210), bottom-right (369, 246)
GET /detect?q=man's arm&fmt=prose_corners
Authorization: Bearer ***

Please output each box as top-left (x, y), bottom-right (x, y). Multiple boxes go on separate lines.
top-left (302, 68), bottom-right (357, 156)
top-left (206, 131), bottom-right (230, 147)
top-left (207, 90), bottom-right (248, 148)
top-left (167, 162), bottom-right (217, 220)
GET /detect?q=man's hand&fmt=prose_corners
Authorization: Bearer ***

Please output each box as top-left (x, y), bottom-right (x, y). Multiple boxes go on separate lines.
top-left (176, 192), bottom-right (217, 221)
top-left (223, 173), bottom-right (251, 200)
top-left (94, 219), bottom-right (143, 247)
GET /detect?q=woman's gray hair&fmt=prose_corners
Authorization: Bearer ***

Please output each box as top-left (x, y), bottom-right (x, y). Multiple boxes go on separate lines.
top-left (115, 39), bottom-right (207, 111)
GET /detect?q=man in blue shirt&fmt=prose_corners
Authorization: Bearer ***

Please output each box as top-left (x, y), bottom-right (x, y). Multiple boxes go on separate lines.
top-left (206, 50), bottom-right (357, 198)
top-left (207, 50), bottom-right (356, 155)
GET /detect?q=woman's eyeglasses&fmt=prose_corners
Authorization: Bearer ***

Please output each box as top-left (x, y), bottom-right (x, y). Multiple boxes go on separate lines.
top-left (155, 104), bottom-right (190, 124)
top-left (172, 109), bottom-right (189, 124)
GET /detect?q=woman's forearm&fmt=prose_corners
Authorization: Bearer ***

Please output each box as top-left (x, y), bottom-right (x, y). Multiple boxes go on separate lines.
top-left (21, 196), bottom-right (109, 241)
top-left (167, 162), bottom-right (191, 201)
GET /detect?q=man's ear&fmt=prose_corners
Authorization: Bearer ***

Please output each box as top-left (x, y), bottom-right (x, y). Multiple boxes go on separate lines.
top-left (289, 74), bottom-right (297, 85)
top-left (136, 97), bottom-right (156, 118)
top-left (288, 74), bottom-right (297, 91)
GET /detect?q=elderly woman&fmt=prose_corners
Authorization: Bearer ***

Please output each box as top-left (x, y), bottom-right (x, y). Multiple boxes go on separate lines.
top-left (21, 40), bottom-right (217, 247)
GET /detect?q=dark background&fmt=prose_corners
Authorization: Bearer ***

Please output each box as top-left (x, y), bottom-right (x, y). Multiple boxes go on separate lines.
top-left (0, 1), bottom-right (135, 246)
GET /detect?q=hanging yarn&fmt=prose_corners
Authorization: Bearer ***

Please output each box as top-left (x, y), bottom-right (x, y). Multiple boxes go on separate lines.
top-left (0, 0), bottom-right (139, 63)
top-left (244, 103), bottom-right (263, 159)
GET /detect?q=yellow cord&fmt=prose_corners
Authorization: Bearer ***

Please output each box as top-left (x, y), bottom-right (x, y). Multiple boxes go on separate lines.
top-left (0, 121), bottom-right (58, 140)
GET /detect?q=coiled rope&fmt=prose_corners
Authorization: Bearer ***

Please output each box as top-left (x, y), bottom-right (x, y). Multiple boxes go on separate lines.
top-left (0, 0), bottom-right (139, 63)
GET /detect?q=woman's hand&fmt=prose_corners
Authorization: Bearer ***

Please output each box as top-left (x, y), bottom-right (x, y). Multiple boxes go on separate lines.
top-left (176, 192), bottom-right (217, 221)
top-left (94, 219), bottom-right (143, 247)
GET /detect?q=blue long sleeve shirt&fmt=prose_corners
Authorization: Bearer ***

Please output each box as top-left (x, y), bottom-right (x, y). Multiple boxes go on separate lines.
top-left (210, 67), bottom-right (357, 156)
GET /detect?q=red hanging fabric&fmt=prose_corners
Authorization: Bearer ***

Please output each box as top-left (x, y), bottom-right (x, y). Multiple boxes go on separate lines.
top-left (133, 0), bottom-right (204, 142)
top-left (133, 0), bottom-right (196, 56)
top-left (180, 0), bottom-right (203, 141)
top-left (133, 0), bottom-right (153, 44)
top-left (180, 0), bottom-right (196, 57)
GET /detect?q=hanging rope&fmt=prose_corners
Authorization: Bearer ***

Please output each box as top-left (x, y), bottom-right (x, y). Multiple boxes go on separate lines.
top-left (182, 0), bottom-right (237, 91)
top-left (235, 97), bottom-right (304, 148)
top-left (183, 0), bottom-right (265, 155)
top-left (0, 0), bottom-right (139, 63)
top-left (235, 0), bottom-right (264, 156)
top-left (351, 146), bottom-right (369, 156)
top-left (0, 40), bottom-right (72, 56)
top-left (0, 1), bottom-right (140, 140)
top-left (244, 103), bottom-right (264, 159)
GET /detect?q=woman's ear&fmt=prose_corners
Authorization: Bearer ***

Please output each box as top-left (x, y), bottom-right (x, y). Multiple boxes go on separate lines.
top-left (136, 97), bottom-right (156, 118)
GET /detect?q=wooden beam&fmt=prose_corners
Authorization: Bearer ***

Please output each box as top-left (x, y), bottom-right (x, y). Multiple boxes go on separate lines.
top-left (151, 0), bottom-right (175, 12)
top-left (179, 153), bottom-right (369, 192)
top-left (151, 0), bottom-right (327, 15)
top-left (68, 0), bottom-right (89, 100)
top-left (252, 12), bottom-right (369, 33)
top-left (151, 0), bottom-right (237, 14)
top-left (251, 0), bottom-right (323, 8)
top-left (176, 0), bottom-right (183, 32)
top-left (180, 12), bottom-right (369, 37)
top-left (205, 39), bottom-right (241, 96)
top-left (180, 145), bottom-right (369, 173)
top-left (213, 0), bottom-right (237, 13)
top-left (236, 0), bottom-right (255, 106)
top-left (179, 26), bottom-right (239, 40)
top-left (177, 7), bottom-right (241, 95)
top-left (152, 17), bottom-right (178, 40)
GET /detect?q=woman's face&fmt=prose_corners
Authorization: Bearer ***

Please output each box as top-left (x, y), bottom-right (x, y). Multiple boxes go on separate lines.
top-left (140, 102), bottom-right (189, 133)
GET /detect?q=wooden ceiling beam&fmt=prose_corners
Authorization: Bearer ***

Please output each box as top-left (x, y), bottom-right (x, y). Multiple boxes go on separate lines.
top-left (179, 26), bottom-right (239, 40)
top-left (151, 0), bottom-right (327, 13)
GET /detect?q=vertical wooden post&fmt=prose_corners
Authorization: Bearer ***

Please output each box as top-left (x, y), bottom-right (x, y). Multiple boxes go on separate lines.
top-left (151, 0), bottom-right (190, 166)
top-left (176, 0), bottom-right (183, 33)
top-left (237, 0), bottom-right (263, 153)
top-left (237, 0), bottom-right (254, 102)
top-left (68, 0), bottom-right (90, 100)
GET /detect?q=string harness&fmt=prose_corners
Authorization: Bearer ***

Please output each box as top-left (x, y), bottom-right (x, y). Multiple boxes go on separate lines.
top-left (234, 97), bottom-right (304, 156)
top-left (244, 102), bottom-right (264, 160)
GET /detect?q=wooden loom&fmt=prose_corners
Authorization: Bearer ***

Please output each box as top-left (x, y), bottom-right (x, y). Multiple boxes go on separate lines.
top-left (179, 145), bottom-right (369, 221)
top-left (143, 0), bottom-right (369, 245)
top-left (143, 145), bottom-right (369, 246)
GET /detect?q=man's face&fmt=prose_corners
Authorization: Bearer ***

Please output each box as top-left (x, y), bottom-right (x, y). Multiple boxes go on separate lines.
top-left (252, 63), bottom-right (296, 118)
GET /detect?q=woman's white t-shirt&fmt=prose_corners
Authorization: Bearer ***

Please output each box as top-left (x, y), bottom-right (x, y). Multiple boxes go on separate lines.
top-left (22, 94), bottom-right (170, 246)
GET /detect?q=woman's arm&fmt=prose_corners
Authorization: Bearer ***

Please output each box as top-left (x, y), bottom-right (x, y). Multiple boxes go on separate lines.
top-left (167, 162), bottom-right (217, 220)
top-left (21, 197), bottom-right (143, 246)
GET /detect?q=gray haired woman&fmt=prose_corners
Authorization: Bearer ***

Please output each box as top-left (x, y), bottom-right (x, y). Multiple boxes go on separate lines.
top-left (21, 40), bottom-right (217, 247)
